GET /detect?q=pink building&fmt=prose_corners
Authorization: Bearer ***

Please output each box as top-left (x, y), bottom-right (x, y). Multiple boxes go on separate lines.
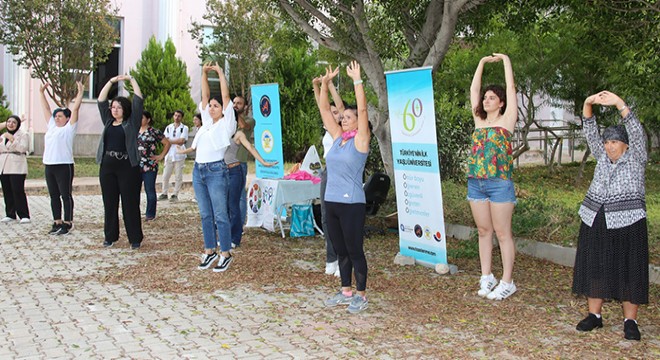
top-left (0, 0), bottom-right (210, 156)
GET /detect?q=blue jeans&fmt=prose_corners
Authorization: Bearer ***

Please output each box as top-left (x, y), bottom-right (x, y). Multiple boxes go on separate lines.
top-left (240, 163), bottom-right (247, 227)
top-left (193, 160), bottom-right (231, 251)
top-left (141, 170), bottom-right (157, 219)
top-left (228, 162), bottom-right (248, 245)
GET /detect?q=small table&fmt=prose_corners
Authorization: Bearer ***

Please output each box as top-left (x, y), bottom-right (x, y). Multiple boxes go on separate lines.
top-left (245, 178), bottom-right (321, 237)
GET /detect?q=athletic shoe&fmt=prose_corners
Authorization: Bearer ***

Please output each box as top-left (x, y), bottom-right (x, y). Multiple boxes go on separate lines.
top-left (325, 261), bottom-right (339, 275)
top-left (170, 195), bottom-right (178, 201)
top-left (576, 313), bottom-right (603, 332)
top-left (157, 194), bottom-right (168, 201)
top-left (54, 222), bottom-right (73, 236)
top-left (624, 319), bottom-right (641, 341)
top-left (145, 216), bottom-right (155, 222)
top-left (347, 295), bottom-right (368, 314)
top-left (477, 274), bottom-right (497, 297)
top-left (231, 242), bottom-right (240, 249)
top-left (324, 291), bottom-right (354, 307)
top-left (103, 241), bottom-right (114, 248)
top-left (19, 218), bottom-right (31, 224)
top-left (486, 280), bottom-right (517, 300)
top-left (131, 243), bottom-right (141, 250)
top-left (198, 252), bottom-right (218, 270)
top-left (213, 254), bottom-right (233, 272)
top-left (48, 223), bottom-right (61, 235)
top-left (0, 216), bottom-right (14, 223)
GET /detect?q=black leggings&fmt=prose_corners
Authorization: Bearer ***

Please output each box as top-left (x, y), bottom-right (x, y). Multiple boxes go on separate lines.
top-left (325, 201), bottom-right (367, 291)
top-left (45, 164), bottom-right (74, 222)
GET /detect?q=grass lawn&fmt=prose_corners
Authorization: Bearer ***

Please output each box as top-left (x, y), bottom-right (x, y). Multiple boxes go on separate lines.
top-left (436, 161), bottom-right (660, 264)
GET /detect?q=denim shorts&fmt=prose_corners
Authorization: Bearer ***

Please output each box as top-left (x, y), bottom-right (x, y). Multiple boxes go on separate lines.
top-left (466, 178), bottom-right (517, 204)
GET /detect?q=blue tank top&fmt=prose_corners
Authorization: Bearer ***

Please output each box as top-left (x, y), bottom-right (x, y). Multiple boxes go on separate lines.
top-left (324, 137), bottom-right (368, 204)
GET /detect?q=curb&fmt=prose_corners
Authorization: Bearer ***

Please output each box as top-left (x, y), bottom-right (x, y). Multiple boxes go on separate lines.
top-left (444, 223), bottom-right (660, 285)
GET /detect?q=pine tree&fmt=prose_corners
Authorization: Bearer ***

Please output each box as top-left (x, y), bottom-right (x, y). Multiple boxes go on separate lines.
top-left (128, 36), bottom-right (197, 131)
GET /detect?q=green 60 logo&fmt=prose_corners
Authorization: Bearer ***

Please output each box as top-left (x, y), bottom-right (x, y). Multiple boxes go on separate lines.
top-left (402, 98), bottom-right (423, 132)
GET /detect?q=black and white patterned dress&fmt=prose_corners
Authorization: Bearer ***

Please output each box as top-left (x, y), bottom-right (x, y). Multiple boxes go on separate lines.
top-left (572, 110), bottom-right (649, 304)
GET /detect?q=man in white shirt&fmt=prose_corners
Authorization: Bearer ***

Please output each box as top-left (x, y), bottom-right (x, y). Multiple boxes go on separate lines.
top-left (159, 110), bottom-right (188, 201)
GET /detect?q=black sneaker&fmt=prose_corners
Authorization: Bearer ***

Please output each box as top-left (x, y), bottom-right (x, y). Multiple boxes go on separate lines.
top-left (576, 313), bottom-right (603, 332)
top-left (103, 241), bottom-right (115, 248)
top-left (170, 195), bottom-right (178, 202)
top-left (198, 252), bottom-right (218, 270)
top-left (624, 319), bottom-right (641, 341)
top-left (131, 243), bottom-right (141, 250)
top-left (213, 254), bottom-right (233, 272)
top-left (157, 194), bottom-right (168, 201)
top-left (55, 222), bottom-right (73, 235)
top-left (48, 223), bottom-right (61, 235)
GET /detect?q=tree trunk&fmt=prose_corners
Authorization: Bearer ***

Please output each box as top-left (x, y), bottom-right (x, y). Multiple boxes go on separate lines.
top-left (577, 147), bottom-right (591, 180)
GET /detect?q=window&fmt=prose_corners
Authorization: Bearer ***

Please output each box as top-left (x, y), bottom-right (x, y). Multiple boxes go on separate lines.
top-left (86, 18), bottom-right (122, 99)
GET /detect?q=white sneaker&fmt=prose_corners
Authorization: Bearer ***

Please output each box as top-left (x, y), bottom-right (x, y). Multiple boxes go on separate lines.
top-left (19, 218), bottom-right (31, 224)
top-left (325, 261), bottom-right (338, 275)
top-left (1, 216), bottom-right (14, 223)
top-left (486, 280), bottom-right (517, 300)
top-left (477, 274), bottom-right (497, 297)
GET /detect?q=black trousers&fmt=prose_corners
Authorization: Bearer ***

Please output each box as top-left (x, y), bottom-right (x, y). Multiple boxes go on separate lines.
top-left (99, 156), bottom-right (143, 245)
top-left (45, 164), bottom-right (74, 222)
top-left (325, 201), bottom-right (367, 291)
top-left (0, 174), bottom-right (29, 219)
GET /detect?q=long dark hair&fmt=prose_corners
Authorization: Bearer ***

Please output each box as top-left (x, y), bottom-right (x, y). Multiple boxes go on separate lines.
top-left (111, 96), bottom-right (132, 120)
top-left (474, 84), bottom-right (506, 120)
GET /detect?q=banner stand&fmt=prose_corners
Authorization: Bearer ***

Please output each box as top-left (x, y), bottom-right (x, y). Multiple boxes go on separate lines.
top-left (385, 66), bottom-right (449, 270)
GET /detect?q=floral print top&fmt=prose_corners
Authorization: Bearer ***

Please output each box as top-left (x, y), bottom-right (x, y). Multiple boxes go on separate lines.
top-left (137, 126), bottom-right (165, 173)
top-left (467, 126), bottom-right (513, 180)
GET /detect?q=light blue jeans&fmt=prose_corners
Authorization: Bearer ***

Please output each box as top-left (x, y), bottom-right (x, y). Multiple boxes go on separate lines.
top-left (193, 160), bottom-right (231, 252)
top-left (228, 162), bottom-right (248, 246)
top-left (239, 162), bottom-right (247, 227)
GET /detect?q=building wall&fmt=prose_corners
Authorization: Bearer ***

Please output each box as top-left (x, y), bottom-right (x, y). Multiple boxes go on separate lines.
top-left (1, 0), bottom-right (209, 156)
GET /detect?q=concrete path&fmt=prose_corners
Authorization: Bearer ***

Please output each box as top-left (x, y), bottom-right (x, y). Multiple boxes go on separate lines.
top-left (0, 193), bottom-right (371, 359)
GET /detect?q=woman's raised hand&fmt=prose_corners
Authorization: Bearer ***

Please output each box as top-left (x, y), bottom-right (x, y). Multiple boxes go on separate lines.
top-left (202, 62), bottom-right (214, 73)
top-left (321, 65), bottom-right (339, 84)
top-left (211, 62), bottom-right (224, 75)
top-left (312, 76), bottom-right (322, 86)
top-left (480, 55), bottom-right (498, 63)
top-left (592, 91), bottom-right (624, 108)
top-left (492, 53), bottom-right (509, 62)
top-left (76, 81), bottom-right (84, 94)
top-left (346, 60), bottom-right (361, 81)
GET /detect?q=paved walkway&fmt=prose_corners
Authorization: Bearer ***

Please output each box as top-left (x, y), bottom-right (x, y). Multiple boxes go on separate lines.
top-left (0, 190), bottom-right (376, 359)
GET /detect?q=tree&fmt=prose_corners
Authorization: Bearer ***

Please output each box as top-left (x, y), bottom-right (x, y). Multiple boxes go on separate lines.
top-left (0, 85), bottom-right (12, 121)
top-left (276, 0), bottom-right (488, 177)
top-left (127, 37), bottom-right (197, 131)
top-left (262, 26), bottom-right (322, 160)
top-left (190, 0), bottom-right (276, 100)
top-left (0, 0), bottom-right (117, 107)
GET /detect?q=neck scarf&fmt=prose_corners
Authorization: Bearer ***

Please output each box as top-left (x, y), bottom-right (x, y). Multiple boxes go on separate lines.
top-left (341, 129), bottom-right (357, 141)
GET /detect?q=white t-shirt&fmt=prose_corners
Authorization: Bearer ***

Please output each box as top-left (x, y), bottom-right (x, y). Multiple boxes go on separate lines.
top-left (322, 130), bottom-right (334, 159)
top-left (163, 122), bottom-right (189, 162)
top-left (192, 101), bottom-right (236, 164)
top-left (43, 117), bottom-right (77, 165)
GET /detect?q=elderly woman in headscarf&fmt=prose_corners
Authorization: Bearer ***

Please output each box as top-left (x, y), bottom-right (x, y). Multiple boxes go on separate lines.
top-left (572, 90), bottom-right (648, 341)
